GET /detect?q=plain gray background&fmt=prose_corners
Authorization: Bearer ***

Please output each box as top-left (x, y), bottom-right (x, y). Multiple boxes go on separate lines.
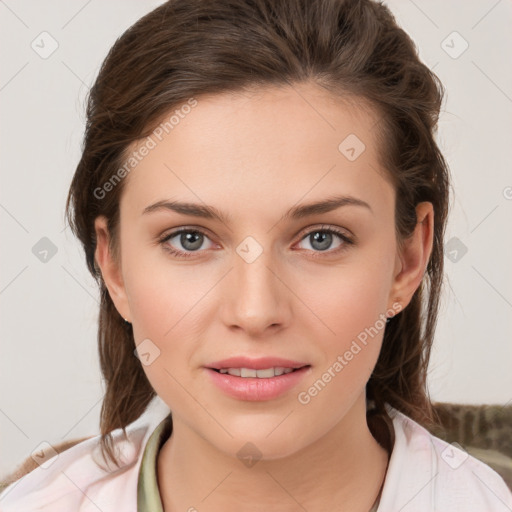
top-left (1, 0), bottom-right (511, 478)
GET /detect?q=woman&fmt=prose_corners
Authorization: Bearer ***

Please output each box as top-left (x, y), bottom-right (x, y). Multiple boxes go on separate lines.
top-left (1, 0), bottom-right (511, 510)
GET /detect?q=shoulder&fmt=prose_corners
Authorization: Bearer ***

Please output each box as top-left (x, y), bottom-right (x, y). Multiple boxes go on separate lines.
top-left (379, 404), bottom-right (512, 511)
top-left (0, 436), bottom-right (94, 493)
top-left (0, 415), bottom-right (163, 512)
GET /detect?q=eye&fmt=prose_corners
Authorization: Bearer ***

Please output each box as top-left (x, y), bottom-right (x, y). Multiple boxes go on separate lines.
top-left (159, 228), bottom-right (216, 258)
top-left (295, 225), bottom-right (354, 256)
top-left (158, 225), bottom-right (354, 259)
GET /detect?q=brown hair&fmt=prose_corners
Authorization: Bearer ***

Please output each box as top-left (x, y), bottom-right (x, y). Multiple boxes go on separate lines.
top-left (65, 0), bottom-right (450, 468)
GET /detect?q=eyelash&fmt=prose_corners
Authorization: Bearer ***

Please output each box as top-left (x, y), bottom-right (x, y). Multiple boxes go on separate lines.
top-left (158, 225), bottom-right (354, 259)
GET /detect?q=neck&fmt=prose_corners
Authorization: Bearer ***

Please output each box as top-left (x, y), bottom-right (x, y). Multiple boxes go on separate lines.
top-left (157, 395), bottom-right (390, 512)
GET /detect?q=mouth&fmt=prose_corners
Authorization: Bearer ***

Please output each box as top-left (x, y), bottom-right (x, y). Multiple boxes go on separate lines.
top-left (208, 366), bottom-right (310, 378)
top-left (204, 364), bottom-right (312, 401)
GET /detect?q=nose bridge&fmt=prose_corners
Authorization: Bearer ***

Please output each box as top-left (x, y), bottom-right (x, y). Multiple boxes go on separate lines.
top-left (224, 239), bottom-right (287, 333)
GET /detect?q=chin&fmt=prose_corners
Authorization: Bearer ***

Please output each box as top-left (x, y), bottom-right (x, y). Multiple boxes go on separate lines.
top-left (209, 424), bottom-right (312, 464)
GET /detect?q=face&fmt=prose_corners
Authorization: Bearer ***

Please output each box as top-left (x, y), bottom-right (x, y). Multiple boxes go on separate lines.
top-left (95, 82), bottom-right (427, 460)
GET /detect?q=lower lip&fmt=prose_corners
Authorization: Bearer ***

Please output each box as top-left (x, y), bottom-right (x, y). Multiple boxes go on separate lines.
top-left (204, 366), bottom-right (311, 401)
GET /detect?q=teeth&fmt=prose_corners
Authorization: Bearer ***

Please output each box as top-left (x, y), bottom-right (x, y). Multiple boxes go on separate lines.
top-left (218, 367), bottom-right (297, 378)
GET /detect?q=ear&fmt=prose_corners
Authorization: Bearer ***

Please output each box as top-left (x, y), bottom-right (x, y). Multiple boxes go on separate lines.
top-left (387, 202), bottom-right (434, 312)
top-left (94, 215), bottom-right (131, 322)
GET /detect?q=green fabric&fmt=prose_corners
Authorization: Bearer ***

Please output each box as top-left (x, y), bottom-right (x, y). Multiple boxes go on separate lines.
top-left (137, 413), bottom-right (173, 512)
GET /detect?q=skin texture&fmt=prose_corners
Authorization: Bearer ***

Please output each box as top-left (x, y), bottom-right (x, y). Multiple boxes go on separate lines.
top-left (94, 82), bottom-right (433, 511)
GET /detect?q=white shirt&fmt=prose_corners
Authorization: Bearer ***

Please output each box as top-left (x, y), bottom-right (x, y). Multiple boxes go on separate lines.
top-left (1, 403), bottom-right (511, 511)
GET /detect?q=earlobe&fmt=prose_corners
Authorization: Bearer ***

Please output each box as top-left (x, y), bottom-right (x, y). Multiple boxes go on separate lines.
top-left (94, 216), bottom-right (131, 322)
top-left (388, 202), bottom-right (434, 311)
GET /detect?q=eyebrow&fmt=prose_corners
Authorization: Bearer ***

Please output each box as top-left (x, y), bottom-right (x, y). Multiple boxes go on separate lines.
top-left (142, 195), bottom-right (373, 223)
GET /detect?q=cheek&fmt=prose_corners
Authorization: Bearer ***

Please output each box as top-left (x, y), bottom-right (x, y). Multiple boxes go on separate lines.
top-left (123, 240), bottom-right (213, 338)
top-left (295, 279), bottom-right (387, 419)
top-left (302, 261), bottom-right (391, 341)
top-left (123, 251), bottom-right (218, 389)
top-left (294, 254), bottom-right (392, 399)
top-left (125, 266), bottom-right (206, 409)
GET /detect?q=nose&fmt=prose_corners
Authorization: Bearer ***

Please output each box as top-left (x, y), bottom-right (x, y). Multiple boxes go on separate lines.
top-left (220, 247), bottom-right (291, 337)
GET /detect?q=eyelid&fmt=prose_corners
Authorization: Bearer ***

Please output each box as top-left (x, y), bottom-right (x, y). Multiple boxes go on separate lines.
top-left (158, 225), bottom-right (216, 242)
top-left (159, 223), bottom-right (353, 241)
top-left (294, 223), bottom-right (353, 241)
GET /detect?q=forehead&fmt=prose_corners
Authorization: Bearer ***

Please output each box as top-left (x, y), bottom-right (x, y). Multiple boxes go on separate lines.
top-left (119, 83), bottom-right (393, 221)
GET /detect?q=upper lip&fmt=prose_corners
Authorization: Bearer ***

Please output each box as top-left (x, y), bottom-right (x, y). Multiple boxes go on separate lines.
top-left (206, 356), bottom-right (310, 370)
